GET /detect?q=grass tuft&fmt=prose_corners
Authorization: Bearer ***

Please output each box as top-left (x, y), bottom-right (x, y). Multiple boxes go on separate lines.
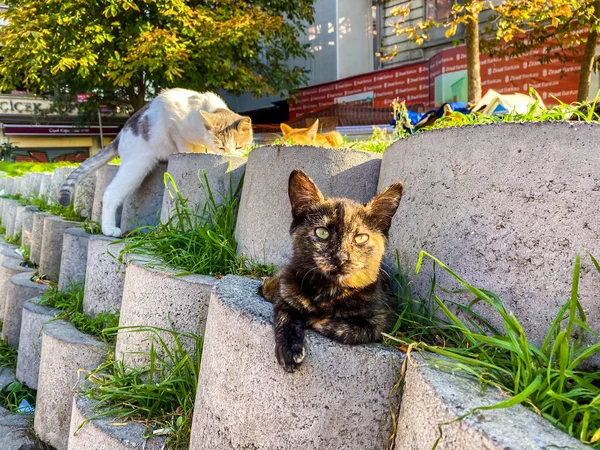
top-left (0, 161), bottom-right (77, 178)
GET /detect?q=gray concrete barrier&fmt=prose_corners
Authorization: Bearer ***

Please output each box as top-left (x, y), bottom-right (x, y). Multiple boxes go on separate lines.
top-left (13, 205), bottom-right (28, 238)
top-left (20, 205), bottom-right (39, 249)
top-left (73, 173), bottom-right (96, 219)
top-left (34, 320), bottom-right (107, 450)
top-left (58, 228), bottom-right (92, 290)
top-left (2, 200), bottom-right (19, 238)
top-left (38, 173), bottom-right (52, 197)
top-left (120, 163), bottom-right (168, 234)
top-left (48, 167), bottom-right (75, 201)
top-left (115, 260), bottom-right (215, 367)
top-left (16, 298), bottom-right (59, 389)
top-left (91, 165), bottom-right (120, 224)
top-left (21, 172), bottom-right (42, 199)
top-left (30, 212), bottom-right (51, 265)
top-left (379, 122), bottom-right (600, 345)
top-left (39, 215), bottom-right (82, 282)
top-left (68, 394), bottom-right (166, 450)
top-left (189, 275), bottom-right (402, 450)
top-left (82, 235), bottom-right (126, 316)
top-left (395, 352), bottom-right (590, 449)
top-left (235, 146), bottom-right (382, 266)
top-left (2, 272), bottom-right (49, 348)
top-left (0, 256), bottom-right (33, 321)
top-left (160, 153), bottom-right (246, 226)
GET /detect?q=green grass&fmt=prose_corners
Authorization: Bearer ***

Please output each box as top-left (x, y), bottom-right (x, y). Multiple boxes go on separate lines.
top-left (38, 282), bottom-right (120, 344)
top-left (0, 381), bottom-right (36, 414)
top-left (0, 161), bottom-right (77, 178)
top-left (19, 193), bottom-right (85, 222)
top-left (80, 327), bottom-right (202, 449)
top-left (4, 232), bottom-right (21, 246)
top-left (119, 171), bottom-right (274, 278)
top-left (0, 322), bottom-right (17, 370)
top-left (388, 250), bottom-right (600, 448)
top-left (82, 219), bottom-right (102, 235)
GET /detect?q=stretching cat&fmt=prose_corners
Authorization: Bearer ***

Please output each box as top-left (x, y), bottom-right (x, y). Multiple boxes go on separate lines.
top-left (58, 88), bottom-right (253, 237)
top-left (260, 170), bottom-right (403, 372)
top-left (280, 119), bottom-right (344, 148)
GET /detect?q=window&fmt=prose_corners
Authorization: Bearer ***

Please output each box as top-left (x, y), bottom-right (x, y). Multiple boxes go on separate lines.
top-left (427, 0), bottom-right (460, 21)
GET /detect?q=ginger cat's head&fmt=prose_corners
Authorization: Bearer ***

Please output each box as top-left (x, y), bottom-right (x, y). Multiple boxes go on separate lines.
top-left (200, 109), bottom-right (254, 156)
top-left (280, 119), bottom-right (343, 148)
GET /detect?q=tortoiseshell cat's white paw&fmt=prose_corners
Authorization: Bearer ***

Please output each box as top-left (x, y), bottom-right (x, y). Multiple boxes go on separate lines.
top-left (275, 342), bottom-right (305, 373)
top-left (102, 226), bottom-right (122, 237)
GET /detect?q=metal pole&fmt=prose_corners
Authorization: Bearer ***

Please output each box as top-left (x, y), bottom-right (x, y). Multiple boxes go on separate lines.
top-left (98, 109), bottom-right (104, 148)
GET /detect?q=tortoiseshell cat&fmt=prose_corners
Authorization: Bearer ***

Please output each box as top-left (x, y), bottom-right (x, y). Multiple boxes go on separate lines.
top-left (260, 170), bottom-right (404, 372)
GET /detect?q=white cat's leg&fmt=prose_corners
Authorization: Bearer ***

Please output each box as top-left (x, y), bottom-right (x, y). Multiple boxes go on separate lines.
top-left (101, 158), bottom-right (157, 237)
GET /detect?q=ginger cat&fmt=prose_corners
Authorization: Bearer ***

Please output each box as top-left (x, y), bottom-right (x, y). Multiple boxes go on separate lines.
top-left (280, 119), bottom-right (344, 148)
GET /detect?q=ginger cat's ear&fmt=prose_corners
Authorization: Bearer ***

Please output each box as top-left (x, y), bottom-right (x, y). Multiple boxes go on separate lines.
top-left (288, 169), bottom-right (324, 218)
top-left (305, 120), bottom-right (319, 141)
top-left (238, 117), bottom-right (252, 133)
top-left (200, 111), bottom-right (215, 130)
top-left (280, 123), bottom-right (294, 135)
top-left (366, 182), bottom-right (404, 234)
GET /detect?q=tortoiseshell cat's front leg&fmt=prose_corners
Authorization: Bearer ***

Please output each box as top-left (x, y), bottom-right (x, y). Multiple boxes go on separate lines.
top-left (309, 315), bottom-right (388, 345)
top-left (273, 301), bottom-right (307, 373)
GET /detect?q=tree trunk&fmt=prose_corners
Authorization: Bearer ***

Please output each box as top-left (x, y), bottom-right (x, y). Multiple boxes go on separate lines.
top-left (577, 0), bottom-right (600, 102)
top-left (127, 78), bottom-right (146, 112)
top-left (465, 8), bottom-right (482, 104)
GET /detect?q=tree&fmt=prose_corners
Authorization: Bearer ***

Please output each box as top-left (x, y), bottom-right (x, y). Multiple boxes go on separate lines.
top-left (388, 1), bottom-right (486, 104)
top-left (482, 0), bottom-right (600, 102)
top-left (0, 0), bottom-right (314, 111)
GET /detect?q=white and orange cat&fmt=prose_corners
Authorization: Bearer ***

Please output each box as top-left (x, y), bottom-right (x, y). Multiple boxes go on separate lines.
top-left (58, 88), bottom-right (253, 237)
top-left (280, 119), bottom-right (344, 148)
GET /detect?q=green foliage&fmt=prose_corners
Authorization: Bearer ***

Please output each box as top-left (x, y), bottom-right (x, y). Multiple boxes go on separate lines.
top-left (119, 171), bottom-right (274, 278)
top-left (38, 283), bottom-right (120, 344)
top-left (0, 381), bottom-right (36, 413)
top-left (0, 0), bottom-right (314, 111)
top-left (0, 142), bottom-right (17, 162)
top-left (81, 327), bottom-right (202, 448)
top-left (348, 127), bottom-right (399, 153)
top-left (0, 325), bottom-right (17, 370)
top-left (82, 219), bottom-right (103, 235)
top-left (0, 161), bottom-right (77, 177)
top-left (20, 193), bottom-right (85, 222)
top-left (389, 251), bottom-right (600, 448)
top-left (4, 232), bottom-right (21, 246)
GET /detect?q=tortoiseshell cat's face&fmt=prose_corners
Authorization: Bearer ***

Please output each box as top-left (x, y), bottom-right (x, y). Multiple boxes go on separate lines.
top-left (288, 170), bottom-right (403, 289)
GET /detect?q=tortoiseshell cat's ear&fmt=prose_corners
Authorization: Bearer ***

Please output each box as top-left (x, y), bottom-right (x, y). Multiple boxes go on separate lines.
top-left (288, 170), bottom-right (324, 218)
top-left (366, 182), bottom-right (404, 234)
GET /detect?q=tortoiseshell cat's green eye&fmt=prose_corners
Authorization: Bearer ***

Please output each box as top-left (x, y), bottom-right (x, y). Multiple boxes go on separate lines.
top-left (315, 227), bottom-right (329, 239)
top-left (354, 233), bottom-right (369, 244)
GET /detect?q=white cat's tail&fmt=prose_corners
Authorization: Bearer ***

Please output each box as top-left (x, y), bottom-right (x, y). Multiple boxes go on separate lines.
top-left (57, 136), bottom-right (120, 206)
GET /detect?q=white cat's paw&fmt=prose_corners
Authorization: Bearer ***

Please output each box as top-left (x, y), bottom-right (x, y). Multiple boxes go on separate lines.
top-left (102, 226), bottom-right (122, 237)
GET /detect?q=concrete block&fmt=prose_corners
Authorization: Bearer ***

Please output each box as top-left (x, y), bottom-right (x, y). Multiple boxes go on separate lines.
top-left (115, 260), bottom-right (215, 367)
top-left (0, 197), bottom-right (8, 220)
top-left (0, 256), bottom-right (33, 321)
top-left (39, 215), bottom-right (82, 282)
top-left (395, 353), bottom-right (590, 449)
top-left (120, 163), bottom-right (168, 233)
top-left (2, 271), bottom-right (49, 348)
top-left (12, 204), bottom-right (28, 237)
top-left (189, 275), bottom-right (402, 450)
top-left (83, 235), bottom-right (126, 316)
top-left (235, 146), bottom-right (382, 266)
top-left (48, 167), bottom-right (75, 202)
top-left (379, 122), bottom-right (600, 345)
top-left (20, 205), bottom-right (39, 248)
top-left (34, 320), bottom-right (107, 450)
top-left (22, 172), bottom-right (42, 199)
top-left (73, 173), bottom-right (96, 219)
top-left (30, 211), bottom-right (51, 265)
top-left (160, 153), bottom-right (246, 226)
top-left (68, 394), bottom-right (166, 450)
top-left (58, 228), bottom-right (92, 290)
top-left (92, 165), bottom-right (120, 224)
top-left (1, 178), bottom-right (13, 196)
top-left (16, 298), bottom-right (59, 389)
top-left (38, 172), bottom-right (52, 197)
top-left (2, 200), bottom-right (19, 238)
top-left (0, 368), bottom-right (37, 448)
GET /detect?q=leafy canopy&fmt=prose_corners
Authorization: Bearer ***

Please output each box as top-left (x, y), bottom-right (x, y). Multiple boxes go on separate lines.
top-left (0, 0), bottom-right (314, 110)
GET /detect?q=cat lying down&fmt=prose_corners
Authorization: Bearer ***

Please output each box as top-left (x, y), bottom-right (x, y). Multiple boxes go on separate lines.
top-left (58, 88), bottom-right (253, 237)
top-left (260, 170), bottom-right (404, 372)
top-left (280, 119), bottom-right (344, 148)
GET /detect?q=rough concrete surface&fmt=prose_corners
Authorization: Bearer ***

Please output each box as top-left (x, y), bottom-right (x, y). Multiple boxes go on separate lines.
top-left (0, 256), bottom-right (33, 321)
top-left (22, 172), bottom-right (42, 198)
top-left (395, 353), bottom-right (590, 449)
top-left (38, 172), bottom-right (52, 197)
top-left (34, 319), bottom-right (107, 450)
top-left (2, 271), bottom-right (49, 347)
top-left (235, 146), bottom-right (382, 266)
top-left (16, 298), bottom-right (59, 389)
top-left (13, 204), bottom-right (28, 237)
top-left (115, 260), bottom-right (215, 367)
top-left (160, 153), bottom-right (246, 226)
top-left (2, 199), bottom-right (19, 237)
top-left (83, 235), bottom-right (126, 315)
top-left (21, 205), bottom-right (39, 248)
top-left (92, 165), bottom-right (120, 223)
top-left (189, 275), bottom-right (402, 450)
top-left (68, 394), bottom-right (166, 450)
top-left (73, 173), bottom-right (96, 219)
top-left (1, 178), bottom-right (14, 196)
top-left (0, 197), bottom-right (7, 219)
top-left (120, 162), bottom-right (167, 233)
top-left (48, 167), bottom-right (75, 201)
top-left (379, 122), bottom-right (600, 346)
top-left (30, 211), bottom-right (51, 265)
top-left (39, 215), bottom-right (82, 282)
top-left (58, 228), bottom-right (92, 290)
